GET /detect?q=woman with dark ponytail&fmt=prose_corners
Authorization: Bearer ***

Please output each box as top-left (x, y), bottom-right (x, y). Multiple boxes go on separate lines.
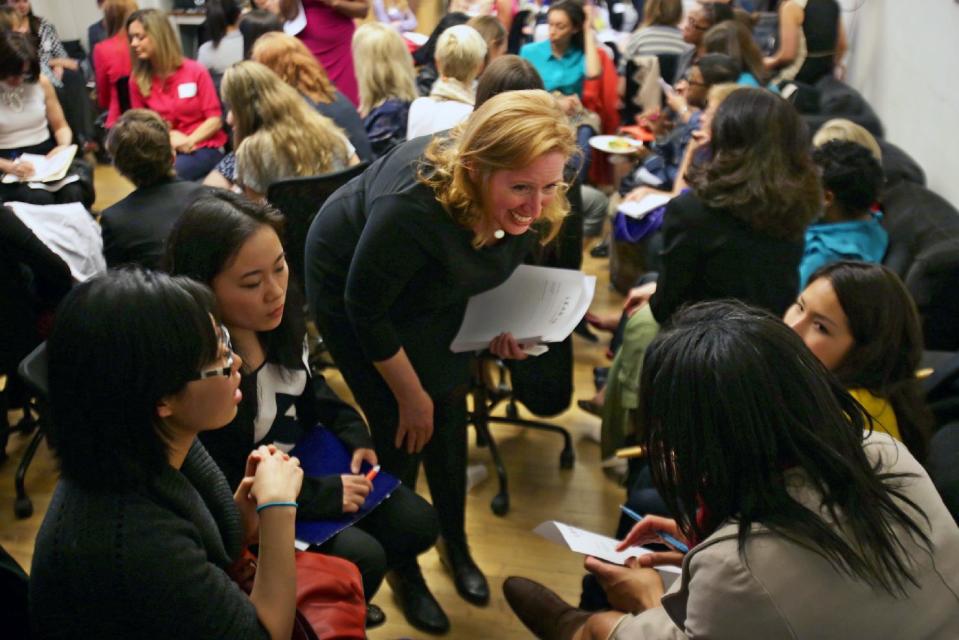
top-left (198, 0), bottom-right (244, 74)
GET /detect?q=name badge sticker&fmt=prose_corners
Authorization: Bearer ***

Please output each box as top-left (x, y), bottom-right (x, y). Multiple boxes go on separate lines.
top-left (178, 82), bottom-right (198, 99)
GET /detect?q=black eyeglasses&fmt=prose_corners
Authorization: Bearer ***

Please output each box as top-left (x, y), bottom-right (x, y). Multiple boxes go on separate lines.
top-left (190, 326), bottom-right (235, 381)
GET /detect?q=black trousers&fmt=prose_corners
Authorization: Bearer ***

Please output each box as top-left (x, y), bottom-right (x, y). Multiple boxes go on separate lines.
top-left (314, 483), bottom-right (438, 600)
top-left (314, 309), bottom-right (471, 552)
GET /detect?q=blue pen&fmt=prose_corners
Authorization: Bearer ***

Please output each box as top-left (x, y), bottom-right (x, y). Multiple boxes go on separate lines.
top-left (620, 505), bottom-right (690, 554)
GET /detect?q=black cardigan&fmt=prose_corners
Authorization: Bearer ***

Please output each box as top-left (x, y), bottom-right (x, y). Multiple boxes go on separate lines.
top-left (649, 191), bottom-right (804, 325)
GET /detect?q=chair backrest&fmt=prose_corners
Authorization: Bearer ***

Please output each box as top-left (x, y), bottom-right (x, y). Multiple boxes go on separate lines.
top-left (926, 422), bottom-right (959, 525)
top-left (17, 342), bottom-right (48, 399)
top-left (655, 52), bottom-right (681, 86)
top-left (266, 162), bottom-right (369, 286)
top-left (116, 76), bottom-right (131, 114)
top-left (882, 181), bottom-right (959, 351)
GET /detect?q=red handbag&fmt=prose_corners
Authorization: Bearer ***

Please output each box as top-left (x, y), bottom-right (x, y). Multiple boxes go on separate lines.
top-left (228, 549), bottom-right (366, 640)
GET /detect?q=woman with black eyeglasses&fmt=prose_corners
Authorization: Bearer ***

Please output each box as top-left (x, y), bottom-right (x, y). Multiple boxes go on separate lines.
top-left (164, 190), bottom-right (439, 631)
top-left (31, 268), bottom-right (305, 639)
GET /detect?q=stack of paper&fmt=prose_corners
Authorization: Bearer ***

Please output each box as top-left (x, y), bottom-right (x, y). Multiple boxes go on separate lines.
top-left (450, 265), bottom-right (596, 353)
top-left (617, 192), bottom-right (671, 220)
top-left (1, 145), bottom-right (77, 184)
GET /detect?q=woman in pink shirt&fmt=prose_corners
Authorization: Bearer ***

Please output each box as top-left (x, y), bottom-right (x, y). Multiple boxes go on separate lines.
top-left (279, 0), bottom-right (367, 107)
top-left (126, 8), bottom-right (226, 180)
top-left (93, 0), bottom-right (136, 129)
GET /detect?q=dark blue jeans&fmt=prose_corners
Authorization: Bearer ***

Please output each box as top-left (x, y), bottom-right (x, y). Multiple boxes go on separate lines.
top-left (174, 147), bottom-right (224, 182)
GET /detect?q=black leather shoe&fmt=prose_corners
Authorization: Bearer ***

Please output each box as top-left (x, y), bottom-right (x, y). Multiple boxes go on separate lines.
top-left (438, 538), bottom-right (490, 606)
top-left (365, 603), bottom-right (386, 629)
top-left (503, 576), bottom-right (591, 640)
top-left (386, 567), bottom-right (449, 635)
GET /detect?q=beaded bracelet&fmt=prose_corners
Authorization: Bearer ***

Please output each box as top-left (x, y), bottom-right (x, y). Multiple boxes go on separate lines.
top-left (256, 501), bottom-right (299, 513)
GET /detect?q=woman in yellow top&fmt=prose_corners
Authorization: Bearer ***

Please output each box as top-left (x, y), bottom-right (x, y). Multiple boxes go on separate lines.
top-left (784, 260), bottom-right (933, 460)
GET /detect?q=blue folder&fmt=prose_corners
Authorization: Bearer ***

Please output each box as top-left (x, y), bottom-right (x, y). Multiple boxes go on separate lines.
top-left (290, 427), bottom-right (401, 546)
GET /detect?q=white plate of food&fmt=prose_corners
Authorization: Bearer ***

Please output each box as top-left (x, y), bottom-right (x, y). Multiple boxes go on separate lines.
top-left (588, 135), bottom-right (644, 154)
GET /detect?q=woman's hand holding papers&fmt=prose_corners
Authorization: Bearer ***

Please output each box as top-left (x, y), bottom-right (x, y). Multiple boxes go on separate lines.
top-left (489, 332), bottom-right (530, 361)
top-left (617, 515), bottom-right (688, 568)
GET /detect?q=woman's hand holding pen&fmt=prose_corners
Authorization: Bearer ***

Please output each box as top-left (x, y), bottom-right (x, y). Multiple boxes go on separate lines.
top-left (395, 387), bottom-right (434, 454)
top-left (617, 514), bottom-right (688, 568)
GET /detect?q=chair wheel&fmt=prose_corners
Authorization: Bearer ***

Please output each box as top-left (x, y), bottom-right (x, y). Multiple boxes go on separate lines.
top-left (491, 493), bottom-right (509, 516)
top-left (14, 496), bottom-right (33, 519)
top-left (560, 448), bottom-right (575, 469)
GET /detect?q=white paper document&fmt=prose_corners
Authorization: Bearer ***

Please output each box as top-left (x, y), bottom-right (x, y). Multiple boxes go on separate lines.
top-left (617, 193), bottom-right (671, 220)
top-left (2, 145), bottom-right (77, 184)
top-left (450, 265), bottom-right (596, 353)
top-left (534, 520), bottom-right (682, 574)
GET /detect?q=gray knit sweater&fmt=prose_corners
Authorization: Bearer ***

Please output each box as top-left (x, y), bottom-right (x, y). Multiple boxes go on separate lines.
top-left (29, 440), bottom-right (270, 639)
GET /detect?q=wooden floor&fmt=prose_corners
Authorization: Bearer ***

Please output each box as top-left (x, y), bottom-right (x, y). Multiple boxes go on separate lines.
top-left (0, 162), bottom-right (626, 640)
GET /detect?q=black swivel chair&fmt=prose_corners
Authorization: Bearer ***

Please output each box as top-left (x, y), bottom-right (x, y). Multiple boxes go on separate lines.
top-left (266, 162), bottom-right (369, 288)
top-left (507, 9), bottom-right (533, 54)
top-left (465, 181), bottom-right (585, 516)
top-left (116, 76), bottom-right (132, 114)
top-left (13, 342), bottom-right (47, 518)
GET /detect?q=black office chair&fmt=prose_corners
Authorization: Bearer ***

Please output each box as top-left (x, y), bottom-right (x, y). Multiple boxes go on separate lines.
top-left (465, 181), bottom-right (585, 516)
top-left (266, 162), bottom-right (369, 287)
top-left (13, 342), bottom-right (47, 519)
top-left (115, 76), bottom-right (131, 113)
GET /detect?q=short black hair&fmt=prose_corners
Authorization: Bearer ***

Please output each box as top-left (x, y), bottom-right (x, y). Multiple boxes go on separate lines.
top-left (239, 9), bottom-right (282, 59)
top-left (696, 53), bottom-right (740, 86)
top-left (813, 140), bottom-right (885, 217)
top-left (475, 55), bottom-right (544, 108)
top-left (0, 30), bottom-right (40, 83)
top-left (164, 190), bottom-right (305, 371)
top-left (47, 269), bottom-right (219, 491)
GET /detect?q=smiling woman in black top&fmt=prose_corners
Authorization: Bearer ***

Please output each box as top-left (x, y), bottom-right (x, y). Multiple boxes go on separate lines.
top-left (305, 89), bottom-right (578, 633)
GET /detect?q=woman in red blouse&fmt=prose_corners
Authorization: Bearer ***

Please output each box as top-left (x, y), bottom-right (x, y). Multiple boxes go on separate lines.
top-left (93, 0), bottom-right (136, 129)
top-left (126, 8), bottom-right (226, 180)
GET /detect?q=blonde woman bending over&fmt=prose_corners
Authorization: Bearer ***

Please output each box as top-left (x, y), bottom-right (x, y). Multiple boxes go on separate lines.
top-left (251, 32), bottom-right (372, 161)
top-left (203, 61), bottom-right (358, 191)
top-left (352, 22), bottom-right (418, 157)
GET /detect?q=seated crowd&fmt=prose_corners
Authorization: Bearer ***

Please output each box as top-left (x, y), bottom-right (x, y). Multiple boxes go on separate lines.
top-left (2, 0), bottom-right (959, 638)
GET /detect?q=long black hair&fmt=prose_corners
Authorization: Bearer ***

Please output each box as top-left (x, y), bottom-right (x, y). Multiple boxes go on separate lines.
top-left (164, 190), bottom-right (305, 372)
top-left (204, 0), bottom-right (242, 47)
top-left (47, 269), bottom-right (219, 491)
top-left (639, 300), bottom-right (931, 595)
top-left (809, 261), bottom-right (933, 461)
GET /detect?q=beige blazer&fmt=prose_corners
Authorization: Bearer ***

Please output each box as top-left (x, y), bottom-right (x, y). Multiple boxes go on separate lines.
top-left (610, 432), bottom-right (959, 639)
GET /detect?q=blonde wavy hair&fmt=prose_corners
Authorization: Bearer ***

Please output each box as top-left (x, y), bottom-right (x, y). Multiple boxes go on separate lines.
top-left (221, 61), bottom-right (350, 175)
top-left (352, 23), bottom-right (418, 117)
top-left (127, 9), bottom-right (183, 97)
top-left (419, 89), bottom-right (577, 248)
top-left (251, 31), bottom-right (337, 105)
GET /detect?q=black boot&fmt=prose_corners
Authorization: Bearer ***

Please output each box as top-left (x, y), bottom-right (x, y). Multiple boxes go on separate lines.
top-left (437, 537), bottom-right (490, 606)
top-left (386, 566), bottom-right (449, 635)
top-left (365, 603), bottom-right (386, 629)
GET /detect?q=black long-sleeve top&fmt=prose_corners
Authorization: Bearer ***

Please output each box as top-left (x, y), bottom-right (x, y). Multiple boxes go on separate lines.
top-left (0, 205), bottom-right (72, 372)
top-left (305, 135), bottom-right (536, 397)
top-left (649, 192), bottom-right (804, 325)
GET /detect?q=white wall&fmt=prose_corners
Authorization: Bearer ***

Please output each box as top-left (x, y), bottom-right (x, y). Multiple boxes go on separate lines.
top-left (31, 0), bottom-right (167, 45)
top-left (841, 0), bottom-right (959, 207)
